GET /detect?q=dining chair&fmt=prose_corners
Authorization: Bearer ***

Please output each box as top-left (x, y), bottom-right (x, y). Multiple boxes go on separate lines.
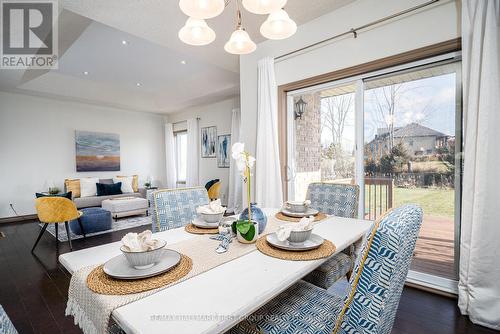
top-left (229, 204), bottom-right (423, 334)
top-left (151, 187), bottom-right (210, 232)
top-left (207, 181), bottom-right (222, 201)
top-left (0, 304), bottom-right (17, 334)
top-left (32, 197), bottom-right (82, 252)
top-left (303, 182), bottom-right (360, 289)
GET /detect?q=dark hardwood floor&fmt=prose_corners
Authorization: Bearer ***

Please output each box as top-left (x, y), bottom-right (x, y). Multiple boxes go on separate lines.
top-left (0, 220), bottom-right (496, 334)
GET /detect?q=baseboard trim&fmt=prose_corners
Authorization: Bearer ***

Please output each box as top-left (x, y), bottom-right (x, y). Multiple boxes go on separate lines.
top-left (0, 214), bottom-right (37, 224)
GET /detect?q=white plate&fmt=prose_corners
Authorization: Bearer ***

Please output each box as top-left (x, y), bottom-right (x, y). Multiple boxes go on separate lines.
top-left (280, 207), bottom-right (319, 218)
top-left (266, 233), bottom-right (324, 251)
top-left (103, 249), bottom-right (181, 280)
top-left (192, 217), bottom-right (219, 229)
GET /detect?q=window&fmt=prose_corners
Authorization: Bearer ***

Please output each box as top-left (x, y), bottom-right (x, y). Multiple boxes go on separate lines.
top-left (175, 131), bottom-right (187, 184)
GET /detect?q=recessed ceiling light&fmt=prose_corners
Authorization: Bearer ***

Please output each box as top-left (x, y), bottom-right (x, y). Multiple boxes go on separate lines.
top-left (136, 82), bottom-right (141, 87)
top-left (121, 40), bottom-right (128, 45)
top-left (83, 71), bottom-right (89, 75)
top-left (181, 60), bottom-right (186, 65)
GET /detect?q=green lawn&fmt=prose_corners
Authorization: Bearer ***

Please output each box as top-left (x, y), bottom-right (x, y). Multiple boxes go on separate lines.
top-left (365, 186), bottom-right (455, 219)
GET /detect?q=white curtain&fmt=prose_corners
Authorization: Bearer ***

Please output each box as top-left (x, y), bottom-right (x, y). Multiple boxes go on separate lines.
top-left (164, 123), bottom-right (177, 189)
top-left (255, 57), bottom-right (283, 208)
top-left (459, 0), bottom-right (500, 330)
top-left (228, 108), bottom-right (242, 213)
top-left (186, 118), bottom-right (200, 187)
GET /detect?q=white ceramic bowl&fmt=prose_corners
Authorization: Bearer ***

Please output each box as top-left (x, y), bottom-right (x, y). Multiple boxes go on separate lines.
top-left (285, 201), bottom-right (309, 213)
top-left (199, 211), bottom-right (225, 224)
top-left (287, 228), bottom-right (313, 244)
top-left (120, 239), bottom-right (167, 269)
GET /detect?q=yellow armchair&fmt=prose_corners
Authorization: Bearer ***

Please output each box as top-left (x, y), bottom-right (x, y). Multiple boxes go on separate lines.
top-left (207, 181), bottom-right (221, 201)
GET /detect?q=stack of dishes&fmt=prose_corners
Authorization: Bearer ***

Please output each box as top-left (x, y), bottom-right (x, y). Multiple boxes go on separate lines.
top-left (280, 200), bottom-right (319, 218)
top-left (103, 238), bottom-right (181, 280)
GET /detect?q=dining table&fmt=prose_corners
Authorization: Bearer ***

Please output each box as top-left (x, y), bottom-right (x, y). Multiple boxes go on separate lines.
top-left (59, 208), bottom-right (372, 334)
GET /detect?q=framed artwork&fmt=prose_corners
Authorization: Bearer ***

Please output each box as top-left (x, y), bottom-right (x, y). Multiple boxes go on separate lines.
top-left (201, 126), bottom-right (217, 158)
top-left (217, 134), bottom-right (231, 168)
top-left (75, 130), bottom-right (120, 171)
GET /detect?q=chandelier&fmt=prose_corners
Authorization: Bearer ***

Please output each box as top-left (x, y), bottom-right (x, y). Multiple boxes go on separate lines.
top-left (178, 0), bottom-right (297, 55)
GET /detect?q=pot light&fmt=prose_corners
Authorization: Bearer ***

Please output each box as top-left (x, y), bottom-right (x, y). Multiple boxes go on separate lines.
top-left (242, 0), bottom-right (287, 15)
top-left (179, 0), bottom-right (225, 19)
top-left (260, 9), bottom-right (296, 40)
top-left (224, 27), bottom-right (256, 55)
top-left (136, 82), bottom-right (141, 87)
top-left (178, 17), bottom-right (216, 46)
top-left (181, 60), bottom-right (187, 64)
top-left (83, 71), bottom-right (89, 75)
top-left (121, 40), bottom-right (128, 45)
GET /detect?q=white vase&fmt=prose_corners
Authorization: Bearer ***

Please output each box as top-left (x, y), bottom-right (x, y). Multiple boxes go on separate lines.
top-left (236, 221), bottom-right (259, 244)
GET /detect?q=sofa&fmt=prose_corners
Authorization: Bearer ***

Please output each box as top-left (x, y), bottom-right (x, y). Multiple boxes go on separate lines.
top-left (65, 177), bottom-right (146, 209)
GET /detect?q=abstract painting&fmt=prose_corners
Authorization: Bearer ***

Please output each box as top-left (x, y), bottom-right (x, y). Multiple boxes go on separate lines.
top-left (201, 126), bottom-right (217, 158)
top-left (217, 134), bottom-right (231, 168)
top-left (75, 131), bottom-right (120, 171)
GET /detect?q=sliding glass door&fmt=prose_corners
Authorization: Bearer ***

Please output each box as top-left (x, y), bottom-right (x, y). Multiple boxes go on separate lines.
top-left (286, 54), bottom-right (462, 292)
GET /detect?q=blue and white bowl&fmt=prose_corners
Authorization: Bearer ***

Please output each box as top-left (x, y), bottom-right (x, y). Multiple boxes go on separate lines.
top-left (120, 239), bottom-right (167, 270)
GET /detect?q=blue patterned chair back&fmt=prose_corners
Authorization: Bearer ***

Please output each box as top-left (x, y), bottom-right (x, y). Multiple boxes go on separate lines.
top-left (306, 183), bottom-right (359, 218)
top-left (334, 204), bottom-right (423, 334)
top-left (0, 304), bottom-right (17, 334)
top-left (151, 187), bottom-right (209, 232)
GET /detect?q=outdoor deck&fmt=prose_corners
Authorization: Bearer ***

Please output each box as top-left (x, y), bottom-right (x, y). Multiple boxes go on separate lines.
top-left (410, 215), bottom-right (456, 280)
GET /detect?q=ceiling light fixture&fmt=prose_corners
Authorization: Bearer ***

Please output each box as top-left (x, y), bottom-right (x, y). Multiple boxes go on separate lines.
top-left (121, 40), bottom-right (128, 45)
top-left (136, 82), bottom-right (141, 87)
top-left (242, 0), bottom-right (287, 15)
top-left (224, 8), bottom-right (256, 55)
top-left (179, 0), bottom-right (225, 19)
top-left (83, 71), bottom-right (89, 75)
top-left (260, 9), bottom-right (296, 40)
top-left (178, 17), bottom-right (216, 46)
top-left (178, 0), bottom-right (295, 55)
top-left (181, 60), bottom-right (187, 64)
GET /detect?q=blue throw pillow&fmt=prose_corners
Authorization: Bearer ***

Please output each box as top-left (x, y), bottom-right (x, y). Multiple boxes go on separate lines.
top-left (36, 191), bottom-right (72, 200)
top-left (96, 182), bottom-right (122, 196)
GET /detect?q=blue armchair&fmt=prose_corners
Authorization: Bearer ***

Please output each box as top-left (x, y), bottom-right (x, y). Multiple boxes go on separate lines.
top-left (303, 182), bottom-right (360, 289)
top-left (229, 204), bottom-right (423, 334)
top-left (151, 187), bottom-right (209, 232)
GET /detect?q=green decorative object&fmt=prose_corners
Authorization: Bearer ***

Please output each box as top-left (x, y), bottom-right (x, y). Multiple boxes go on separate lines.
top-left (48, 187), bottom-right (60, 195)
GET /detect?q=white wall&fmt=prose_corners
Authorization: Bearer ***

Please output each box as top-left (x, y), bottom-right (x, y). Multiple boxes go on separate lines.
top-left (167, 97), bottom-right (240, 205)
top-left (0, 91), bottom-right (166, 218)
top-left (240, 0), bottom-right (461, 164)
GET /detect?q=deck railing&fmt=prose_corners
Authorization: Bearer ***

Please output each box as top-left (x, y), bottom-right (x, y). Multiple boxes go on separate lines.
top-left (365, 177), bottom-right (393, 220)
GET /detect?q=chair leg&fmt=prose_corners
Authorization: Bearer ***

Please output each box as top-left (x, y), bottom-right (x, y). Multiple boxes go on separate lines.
top-left (31, 223), bottom-right (48, 253)
top-left (77, 218), bottom-right (86, 238)
top-left (64, 221), bottom-right (73, 251)
top-left (55, 223), bottom-right (58, 244)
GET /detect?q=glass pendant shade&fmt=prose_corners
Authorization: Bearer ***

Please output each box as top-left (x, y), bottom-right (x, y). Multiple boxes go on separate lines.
top-left (178, 17), bottom-right (216, 46)
top-left (242, 0), bottom-right (287, 15)
top-left (224, 28), bottom-right (256, 54)
top-left (260, 9), bottom-right (296, 40)
top-left (179, 0), bottom-right (225, 19)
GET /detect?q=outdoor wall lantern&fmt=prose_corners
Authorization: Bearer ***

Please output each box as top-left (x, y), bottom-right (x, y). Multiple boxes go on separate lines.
top-left (295, 96), bottom-right (307, 120)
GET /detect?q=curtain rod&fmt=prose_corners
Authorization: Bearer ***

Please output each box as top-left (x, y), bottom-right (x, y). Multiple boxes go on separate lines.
top-left (172, 117), bottom-right (201, 126)
top-left (274, 0), bottom-right (441, 62)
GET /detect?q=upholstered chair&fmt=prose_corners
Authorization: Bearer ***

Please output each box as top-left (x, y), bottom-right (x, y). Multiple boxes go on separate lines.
top-left (33, 197), bottom-right (82, 252)
top-left (0, 304), bottom-right (17, 334)
top-left (303, 182), bottom-right (360, 289)
top-left (207, 181), bottom-right (221, 201)
top-left (151, 187), bottom-right (210, 232)
top-left (229, 204), bottom-right (423, 334)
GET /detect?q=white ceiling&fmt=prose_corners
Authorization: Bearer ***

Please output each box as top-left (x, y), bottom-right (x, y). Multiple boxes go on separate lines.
top-left (0, 0), bottom-right (355, 113)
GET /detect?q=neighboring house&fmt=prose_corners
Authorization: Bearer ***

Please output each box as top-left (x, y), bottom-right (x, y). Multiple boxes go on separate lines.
top-left (365, 122), bottom-right (453, 160)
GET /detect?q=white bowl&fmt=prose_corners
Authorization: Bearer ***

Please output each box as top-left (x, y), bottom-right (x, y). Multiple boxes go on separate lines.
top-left (285, 201), bottom-right (309, 213)
top-left (120, 239), bottom-right (167, 269)
top-left (287, 228), bottom-right (313, 244)
top-left (198, 211), bottom-right (225, 224)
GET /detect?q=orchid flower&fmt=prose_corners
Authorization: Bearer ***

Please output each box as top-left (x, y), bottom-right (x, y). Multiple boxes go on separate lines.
top-left (231, 142), bottom-right (255, 225)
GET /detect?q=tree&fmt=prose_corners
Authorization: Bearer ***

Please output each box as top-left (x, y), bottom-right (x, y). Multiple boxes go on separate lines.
top-left (321, 93), bottom-right (354, 152)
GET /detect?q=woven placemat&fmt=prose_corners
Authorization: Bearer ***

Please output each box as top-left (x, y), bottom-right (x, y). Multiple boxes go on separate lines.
top-left (275, 212), bottom-right (327, 222)
top-left (184, 223), bottom-right (219, 234)
top-left (87, 254), bottom-right (193, 295)
top-left (256, 235), bottom-right (336, 261)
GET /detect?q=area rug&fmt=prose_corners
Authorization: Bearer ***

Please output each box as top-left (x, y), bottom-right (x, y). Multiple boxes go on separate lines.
top-left (42, 215), bottom-right (152, 242)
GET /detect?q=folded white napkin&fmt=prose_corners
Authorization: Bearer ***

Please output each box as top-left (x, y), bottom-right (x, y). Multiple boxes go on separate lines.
top-left (196, 199), bottom-right (226, 214)
top-left (276, 216), bottom-right (315, 241)
top-left (121, 230), bottom-right (161, 252)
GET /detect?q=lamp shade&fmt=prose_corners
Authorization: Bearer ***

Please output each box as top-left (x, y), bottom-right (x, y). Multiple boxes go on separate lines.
top-left (242, 0), bottom-right (287, 15)
top-left (224, 28), bottom-right (256, 55)
top-left (179, 0), bottom-right (225, 19)
top-left (260, 9), bottom-right (296, 40)
top-left (178, 17), bottom-right (216, 46)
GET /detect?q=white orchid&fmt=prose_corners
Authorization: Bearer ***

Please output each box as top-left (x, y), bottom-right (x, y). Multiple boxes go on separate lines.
top-left (231, 142), bottom-right (255, 177)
